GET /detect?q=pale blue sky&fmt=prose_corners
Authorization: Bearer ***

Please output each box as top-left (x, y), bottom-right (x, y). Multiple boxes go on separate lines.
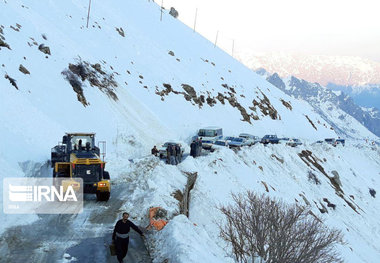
top-left (163, 0), bottom-right (380, 61)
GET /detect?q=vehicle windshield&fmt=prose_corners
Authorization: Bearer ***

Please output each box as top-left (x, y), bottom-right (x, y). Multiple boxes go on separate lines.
top-left (215, 141), bottom-right (226, 146)
top-left (225, 137), bottom-right (234, 140)
top-left (232, 138), bottom-right (243, 142)
top-left (70, 135), bottom-right (93, 150)
top-left (163, 142), bottom-right (178, 147)
top-left (198, 129), bottom-right (217, 137)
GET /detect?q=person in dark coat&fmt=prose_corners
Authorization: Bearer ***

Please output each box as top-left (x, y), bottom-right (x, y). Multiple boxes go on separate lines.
top-left (190, 141), bottom-right (196, 157)
top-left (175, 144), bottom-right (181, 164)
top-left (112, 212), bottom-right (144, 263)
top-left (166, 145), bottom-right (171, 164)
top-left (151, 146), bottom-right (159, 156)
top-left (169, 145), bottom-right (176, 165)
top-left (195, 138), bottom-right (202, 156)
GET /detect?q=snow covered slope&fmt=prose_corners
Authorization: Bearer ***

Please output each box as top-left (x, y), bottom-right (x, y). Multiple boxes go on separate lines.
top-left (0, 0), bottom-right (344, 177)
top-left (1, 1), bottom-right (380, 262)
top-left (0, 0), bottom-right (339, 166)
top-left (147, 143), bottom-right (380, 263)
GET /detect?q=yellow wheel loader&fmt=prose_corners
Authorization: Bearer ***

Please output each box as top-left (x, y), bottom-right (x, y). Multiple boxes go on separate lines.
top-left (51, 133), bottom-right (111, 201)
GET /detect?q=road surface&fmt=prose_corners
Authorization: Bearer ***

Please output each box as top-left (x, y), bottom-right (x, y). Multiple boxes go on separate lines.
top-left (0, 183), bottom-right (152, 263)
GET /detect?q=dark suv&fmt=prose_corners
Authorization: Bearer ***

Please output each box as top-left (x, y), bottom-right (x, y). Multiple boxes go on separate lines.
top-left (261, 135), bottom-right (279, 144)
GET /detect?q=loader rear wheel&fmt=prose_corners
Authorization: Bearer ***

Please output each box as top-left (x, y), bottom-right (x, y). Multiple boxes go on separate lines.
top-left (96, 191), bottom-right (110, 201)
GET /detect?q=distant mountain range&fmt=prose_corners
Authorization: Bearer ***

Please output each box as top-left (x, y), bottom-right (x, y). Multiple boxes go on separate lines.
top-left (255, 69), bottom-right (380, 138)
top-left (238, 52), bottom-right (380, 110)
top-left (327, 83), bottom-right (380, 110)
top-left (239, 52), bottom-right (380, 87)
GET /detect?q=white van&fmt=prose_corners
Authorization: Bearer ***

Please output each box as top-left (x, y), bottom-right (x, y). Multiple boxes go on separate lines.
top-left (197, 127), bottom-right (223, 149)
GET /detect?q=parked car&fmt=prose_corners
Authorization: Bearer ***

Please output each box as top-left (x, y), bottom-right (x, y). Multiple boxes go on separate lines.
top-left (336, 138), bottom-right (345, 146)
top-left (253, 136), bottom-right (261, 144)
top-left (159, 141), bottom-right (184, 158)
top-left (198, 127), bottom-right (223, 138)
top-left (229, 137), bottom-right (249, 148)
top-left (224, 136), bottom-right (235, 142)
top-left (201, 139), bottom-right (215, 150)
top-left (324, 138), bottom-right (336, 146)
top-left (278, 137), bottom-right (290, 144)
top-left (286, 138), bottom-right (302, 147)
top-left (239, 133), bottom-right (260, 146)
top-left (211, 139), bottom-right (230, 151)
top-left (197, 127), bottom-right (223, 150)
top-left (311, 140), bottom-right (323, 146)
top-left (261, 135), bottom-right (280, 144)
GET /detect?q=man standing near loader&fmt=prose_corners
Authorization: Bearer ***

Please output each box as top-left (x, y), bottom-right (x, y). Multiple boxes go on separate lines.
top-left (151, 145), bottom-right (159, 156)
top-left (112, 212), bottom-right (144, 263)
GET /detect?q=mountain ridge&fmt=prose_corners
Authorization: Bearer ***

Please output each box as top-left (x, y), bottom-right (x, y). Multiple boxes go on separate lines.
top-left (255, 69), bottom-right (380, 138)
top-left (238, 52), bottom-right (380, 87)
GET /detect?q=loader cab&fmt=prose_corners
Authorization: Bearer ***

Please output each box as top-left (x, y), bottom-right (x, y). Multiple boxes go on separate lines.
top-left (66, 133), bottom-right (96, 152)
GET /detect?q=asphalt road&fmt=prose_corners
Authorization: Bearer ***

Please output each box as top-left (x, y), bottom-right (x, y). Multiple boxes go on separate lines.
top-left (0, 183), bottom-right (152, 263)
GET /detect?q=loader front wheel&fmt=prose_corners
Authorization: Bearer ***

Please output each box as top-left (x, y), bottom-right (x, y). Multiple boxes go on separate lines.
top-left (96, 191), bottom-right (110, 201)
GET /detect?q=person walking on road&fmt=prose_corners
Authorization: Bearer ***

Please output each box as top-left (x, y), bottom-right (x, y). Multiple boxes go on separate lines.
top-left (112, 212), bottom-right (144, 263)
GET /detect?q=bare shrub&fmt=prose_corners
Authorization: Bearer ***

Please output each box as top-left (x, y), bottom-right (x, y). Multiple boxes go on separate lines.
top-left (219, 191), bottom-right (343, 263)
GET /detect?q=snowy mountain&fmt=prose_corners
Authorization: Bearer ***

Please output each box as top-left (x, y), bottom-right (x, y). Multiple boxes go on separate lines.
top-left (327, 83), bottom-right (380, 111)
top-left (256, 69), bottom-right (380, 138)
top-left (240, 51), bottom-right (380, 116)
top-left (239, 52), bottom-right (380, 87)
top-left (1, 1), bottom-right (380, 263)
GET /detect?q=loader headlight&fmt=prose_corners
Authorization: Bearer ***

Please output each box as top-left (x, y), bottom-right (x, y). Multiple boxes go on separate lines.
top-left (98, 182), bottom-right (107, 187)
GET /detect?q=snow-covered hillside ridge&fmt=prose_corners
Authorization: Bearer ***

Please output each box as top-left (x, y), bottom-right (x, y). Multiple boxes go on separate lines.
top-left (0, 0), bottom-right (380, 263)
top-left (133, 143), bottom-right (380, 263)
top-left (238, 52), bottom-right (380, 87)
top-left (0, 0), bottom-right (341, 166)
top-left (256, 69), bottom-right (380, 139)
